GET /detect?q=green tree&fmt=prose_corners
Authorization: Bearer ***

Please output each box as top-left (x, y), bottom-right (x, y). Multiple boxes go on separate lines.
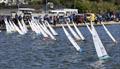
top-left (75, 0), bottom-right (92, 12)
top-left (25, 0), bottom-right (119, 13)
top-left (29, 0), bottom-right (42, 5)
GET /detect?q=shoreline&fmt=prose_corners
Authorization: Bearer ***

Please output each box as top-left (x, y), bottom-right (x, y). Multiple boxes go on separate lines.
top-left (0, 21), bottom-right (120, 30)
top-left (51, 21), bottom-right (120, 28)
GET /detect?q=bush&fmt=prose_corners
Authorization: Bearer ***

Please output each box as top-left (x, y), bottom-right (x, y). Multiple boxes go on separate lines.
top-left (28, 0), bottom-right (42, 5)
top-left (75, 0), bottom-right (117, 13)
top-left (75, 0), bottom-right (92, 13)
top-left (0, 3), bottom-right (5, 8)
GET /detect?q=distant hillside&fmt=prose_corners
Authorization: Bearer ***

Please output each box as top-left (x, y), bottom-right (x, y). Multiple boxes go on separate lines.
top-left (0, 0), bottom-right (120, 13)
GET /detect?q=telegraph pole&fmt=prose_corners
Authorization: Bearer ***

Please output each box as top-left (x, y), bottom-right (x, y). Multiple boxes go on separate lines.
top-left (45, 0), bottom-right (48, 13)
top-left (17, 0), bottom-right (20, 11)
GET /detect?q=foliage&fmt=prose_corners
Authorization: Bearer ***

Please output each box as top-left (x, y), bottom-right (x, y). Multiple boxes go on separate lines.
top-left (0, 0), bottom-right (119, 13)
top-left (45, 0), bottom-right (119, 13)
top-left (75, 0), bottom-right (92, 13)
top-left (74, 0), bottom-right (118, 13)
top-left (28, 0), bottom-right (42, 5)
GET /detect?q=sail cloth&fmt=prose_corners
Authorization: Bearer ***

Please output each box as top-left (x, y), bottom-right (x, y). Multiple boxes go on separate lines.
top-left (18, 20), bottom-right (26, 34)
top-left (32, 20), bottom-right (42, 34)
top-left (66, 22), bottom-right (81, 40)
top-left (92, 24), bottom-right (110, 60)
top-left (85, 23), bottom-right (92, 34)
top-left (72, 22), bottom-right (85, 40)
top-left (9, 20), bottom-right (16, 32)
top-left (45, 20), bottom-right (58, 36)
top-left (4, 18), bottom-right (12, 33)
top-left (40, 22), bottom-right (56, 40)
top-left (30, 17), bottom-right (42, 34)
top-left (101, 22), bottom-right (117, 43)
top-left (21, 19), bottom-right (28, 33)
top-left (61, 24), bottom-right (81, 52)
top-left (86, 22), bottom-right (110, 60)
top-left (29, 20), bottom-right (38, 33)
top-left (34, 19), bottom-right (48, 37)
top-left (12, 21), bottom-right (25, 35)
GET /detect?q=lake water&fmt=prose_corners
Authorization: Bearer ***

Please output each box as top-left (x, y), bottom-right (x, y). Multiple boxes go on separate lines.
top-left (0, 24), bottom-right (120, 69)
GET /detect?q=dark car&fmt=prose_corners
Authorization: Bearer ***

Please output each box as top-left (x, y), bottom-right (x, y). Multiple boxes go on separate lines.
top-left (75, 14), bottom-right (84, 24)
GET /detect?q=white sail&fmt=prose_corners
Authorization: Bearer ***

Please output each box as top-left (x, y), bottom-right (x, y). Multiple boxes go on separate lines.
top-left (21, 19), bottom-right (28, 33)
top-left (61, 24), bottom-right (81, 52)
top-left (66, 22), bottom-right (81, 40)
top-left (73, 22), bottom-right (85, 40)
top-left (28, 20), bottom-right (35, 32)
top-left (29, 20), bottom-right (40, 34)
top-left (34, 20), bottom-right (48, 37)
top-left (41, 22), bottom-right (56, 40)
top-left (45, 20), bottom-right (58, 35)
top-left (85, 23), bottom-right (92, 33)
top-left (101, 22), bottom-right (117, 43)
top-left (34, 20), bottom-right (43, 34)
top-left (91, 22), bottom-right (110, 60)
top-left (31, 20), bottom-right (41, 34)
top-left (18, 20), bottom-right (26, 34)
top-left (4, 18), bottom-right (12, 33)
top-left (12, 21), bottom-right (24, 35)
top-left (8, 20), bottom-right (16, 32)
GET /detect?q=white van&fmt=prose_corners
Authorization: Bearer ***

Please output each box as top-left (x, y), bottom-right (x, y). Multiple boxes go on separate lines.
top-left (49, 10), bottom-right (66, 16)
top-left (64, 9), bottom-right (78, 15)
top-left (49, 9), bottom-right (78, 16)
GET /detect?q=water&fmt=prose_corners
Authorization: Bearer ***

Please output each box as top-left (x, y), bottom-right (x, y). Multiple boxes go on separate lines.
top-left (0, 24), bottom-right (120, 69)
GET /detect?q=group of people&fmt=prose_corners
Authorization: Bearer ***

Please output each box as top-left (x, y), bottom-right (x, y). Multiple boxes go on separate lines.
top-left (37, 14), bottom-right (80, 25)
top-left (0, 11), bottom-right (120, 28)
top-left (36, 12), bottom-right (120, 25)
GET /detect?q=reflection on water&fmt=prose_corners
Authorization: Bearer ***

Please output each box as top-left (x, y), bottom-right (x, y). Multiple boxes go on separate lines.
top-left (90, 60), bottom-right (105, 69)
top-left (0, 24), bottom-right (120, 69)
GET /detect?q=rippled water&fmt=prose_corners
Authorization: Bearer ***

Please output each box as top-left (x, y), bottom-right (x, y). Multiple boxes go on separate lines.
top-left (0, 24), bottom-right (120, 69)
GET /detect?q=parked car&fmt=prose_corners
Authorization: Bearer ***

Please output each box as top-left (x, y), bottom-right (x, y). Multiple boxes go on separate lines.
top-left (75, 14), bottom-right (84, 23)
top-left (85, 13), bottom-right (96, 22)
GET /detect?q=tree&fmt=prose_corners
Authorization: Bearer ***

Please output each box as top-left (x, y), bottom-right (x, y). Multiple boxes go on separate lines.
top-left (25, 0), bottom-right (119, 13)
top-left (75, 0), bottom-right (92, 13)
top-left (28, 0), bottom-right (42, 5)
top-left (89, 0), bottom-right (103, 2)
